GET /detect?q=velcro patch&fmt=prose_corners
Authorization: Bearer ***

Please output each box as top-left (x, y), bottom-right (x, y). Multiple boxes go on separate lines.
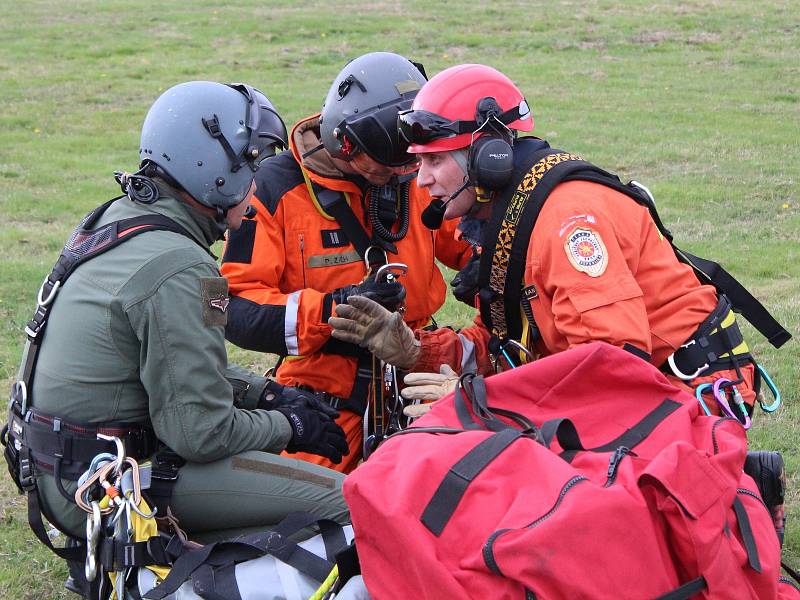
top-left (200, 277), bottom-right (229, 326)
top-left (321, 228), bottom-right (350, 248)
top-left (565, 227), bottom-right (608, 277)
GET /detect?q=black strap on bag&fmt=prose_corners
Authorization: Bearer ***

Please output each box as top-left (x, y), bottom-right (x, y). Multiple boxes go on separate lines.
top-left (421, 428), bottom-right (525, 536)
top-left (540, 399), bottom-right (683, 463)
top-left (143, 512), bottom-right (348, 600)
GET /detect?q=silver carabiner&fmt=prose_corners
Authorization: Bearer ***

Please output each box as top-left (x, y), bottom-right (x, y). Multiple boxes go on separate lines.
top-left (97, 434), bottom-right (125, 477)
top-left (667, 340), bottom-right (708, 380)
top-left (13, 380), bottom-right (28, 415)
top-left (364, 245), bottom-right (387, 271)
top-left (502, 338), bottom-right (534, 362)
top-left (37, 277), bottom-right (61, 307)
top-left (85, 501), bottom-right (101, 582)
top-left (374, 262), bottom-right (409, 284)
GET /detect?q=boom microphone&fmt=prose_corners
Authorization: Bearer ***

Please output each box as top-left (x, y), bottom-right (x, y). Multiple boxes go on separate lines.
top-left (420, 180), bottom-right (471, 230)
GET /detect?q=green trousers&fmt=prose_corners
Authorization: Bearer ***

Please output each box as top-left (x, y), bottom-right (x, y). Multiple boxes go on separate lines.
top-left (39, 450), bottom-right (348, 543)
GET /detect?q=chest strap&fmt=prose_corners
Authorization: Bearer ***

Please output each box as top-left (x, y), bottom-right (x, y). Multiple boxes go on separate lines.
top-left (477, 148), bottom-right (792, 362)
top-left (478, 150), bottom-right (584, 355)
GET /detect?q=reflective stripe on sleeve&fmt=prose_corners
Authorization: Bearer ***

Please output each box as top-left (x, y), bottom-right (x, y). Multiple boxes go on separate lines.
top-left (285, 290), bottom-right (301, 355)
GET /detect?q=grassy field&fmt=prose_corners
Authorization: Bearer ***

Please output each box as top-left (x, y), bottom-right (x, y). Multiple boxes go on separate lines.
top-left (1, 0), bottom-right (798, 597)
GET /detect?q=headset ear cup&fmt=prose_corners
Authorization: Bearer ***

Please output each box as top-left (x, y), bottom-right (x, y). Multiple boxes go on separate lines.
top-left (468, 136), bottom-right (514, 190)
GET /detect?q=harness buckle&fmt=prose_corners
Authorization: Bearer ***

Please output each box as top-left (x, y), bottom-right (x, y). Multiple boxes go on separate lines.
top-left (667, 340), bottom-right (709, 380)
top-left (19, 455), bottom-right (36, 492)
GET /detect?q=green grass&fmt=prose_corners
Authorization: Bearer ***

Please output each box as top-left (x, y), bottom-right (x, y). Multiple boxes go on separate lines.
top-left (1, 0), bottom-right (798, 597)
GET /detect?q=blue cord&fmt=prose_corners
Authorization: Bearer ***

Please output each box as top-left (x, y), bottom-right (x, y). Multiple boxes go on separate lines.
top-left (501, 348), bottom-right (517, 369)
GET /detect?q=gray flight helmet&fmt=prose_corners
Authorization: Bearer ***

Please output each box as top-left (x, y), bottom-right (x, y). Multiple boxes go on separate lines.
top-left (319, 52), bottom-right (427, 167)
top-left (139, 81), bottom-right (288, 212)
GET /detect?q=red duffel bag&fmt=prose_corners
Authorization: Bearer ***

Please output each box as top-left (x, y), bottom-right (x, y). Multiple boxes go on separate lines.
top-left (344, 342), bottom-right (796, 599)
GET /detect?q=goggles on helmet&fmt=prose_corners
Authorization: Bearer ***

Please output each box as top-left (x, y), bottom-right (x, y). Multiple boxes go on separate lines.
top-left (204, 83), bottom-right (288, 174)
top-left (335, 98), bottom-right (418, 167)
top-left (398, 100), bottom-right (530, 148)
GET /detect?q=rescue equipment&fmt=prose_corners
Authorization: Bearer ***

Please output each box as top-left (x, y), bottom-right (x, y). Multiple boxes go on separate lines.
top-left (344, 343), bottom-right (799, 599)
top-left (65, 440), bottom-right (356, 600)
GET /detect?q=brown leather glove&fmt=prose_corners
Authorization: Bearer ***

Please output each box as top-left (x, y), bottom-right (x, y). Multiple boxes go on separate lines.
top-left (401, 364), bottom-right (459, 402)
top-left (328, 295), bottom-right (420, 370)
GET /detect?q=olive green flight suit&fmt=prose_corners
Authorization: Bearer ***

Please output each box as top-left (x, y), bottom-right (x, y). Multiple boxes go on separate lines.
top-left (29, 191), bottom-right (347, 541)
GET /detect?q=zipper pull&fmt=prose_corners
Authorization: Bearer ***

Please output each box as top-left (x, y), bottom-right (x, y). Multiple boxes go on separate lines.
top-left (605, 446), bottom-right (634, 486)
top-left (298, 232), bottom-right (304, 252)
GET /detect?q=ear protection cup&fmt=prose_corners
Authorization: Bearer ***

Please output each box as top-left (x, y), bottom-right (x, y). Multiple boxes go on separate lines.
top-left (467, 96), bottom-right (515, 191)
top-left (468, 135), bottom-right (514, 191)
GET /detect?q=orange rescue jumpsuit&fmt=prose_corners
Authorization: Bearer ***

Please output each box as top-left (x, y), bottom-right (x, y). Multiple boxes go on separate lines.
top-left (222, 115), bottom-right (472, 472)
top-left (414, 179), bottom-right (757, 408)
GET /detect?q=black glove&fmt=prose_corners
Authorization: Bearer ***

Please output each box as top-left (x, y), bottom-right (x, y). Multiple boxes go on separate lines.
top-left (261, 381), bottom-right (349, 463)
top-left (329, 271), bottom-right (406, 311)
top-left (451, 251), bottom-right (481, 307)
top-left (259, 380), bottom-right (338, 417)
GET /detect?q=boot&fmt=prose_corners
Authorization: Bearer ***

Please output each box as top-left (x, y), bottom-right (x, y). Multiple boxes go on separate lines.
top-left (744, 450), bottom-right (786, 546)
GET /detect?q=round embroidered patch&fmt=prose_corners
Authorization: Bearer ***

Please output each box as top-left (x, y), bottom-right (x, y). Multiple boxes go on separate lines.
top-left (565, 227), bottom-right (608, 277)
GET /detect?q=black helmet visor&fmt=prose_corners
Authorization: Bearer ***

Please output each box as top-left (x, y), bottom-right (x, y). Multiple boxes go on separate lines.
top-left (339, 98), bottom-right (418, 167)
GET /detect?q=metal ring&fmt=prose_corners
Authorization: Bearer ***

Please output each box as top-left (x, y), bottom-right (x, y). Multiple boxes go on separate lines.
top-left (694, 383), bottom-right (714, 416)
top-left (14, 381), bottom-right (28, 414)
top-left (85, 501), bottom-right (101, 582)
top-left (756, 363), bottom-right (782, 413)
top-left (363, 245), bottom-right (387, 270)
top-left (502, 338), bottom-right (534, 361)
top-left (666, 341), bottom-right (708, 380)
top-left (37, 277), bottom-right (61, 307)
top-left (97, 434), bottom-right (125, 477)
top-left (374, 262), bottom-right (409, 282)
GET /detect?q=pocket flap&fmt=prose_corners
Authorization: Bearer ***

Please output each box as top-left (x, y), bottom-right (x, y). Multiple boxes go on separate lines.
top-left (567, 273), bottom-right (643, 313)
top-left (639, 441), bottom-right (731, 518)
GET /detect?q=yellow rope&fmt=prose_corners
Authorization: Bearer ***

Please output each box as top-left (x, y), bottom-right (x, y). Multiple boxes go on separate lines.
top-left (308, 564), bottom-right (339, 600)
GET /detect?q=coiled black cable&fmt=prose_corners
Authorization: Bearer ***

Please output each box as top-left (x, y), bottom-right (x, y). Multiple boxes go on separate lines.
top-left (368, 180), bottom-right (409, 242)
top-left (114, 169), bottom-right (160, 204)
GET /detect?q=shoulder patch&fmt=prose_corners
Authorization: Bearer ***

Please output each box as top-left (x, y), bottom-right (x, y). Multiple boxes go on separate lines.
top-left (200, 277), bottom-right (229, 326)
top-left (253, 150), bottom-right (304, 216)
top-left (564, 227), bottom-right (608, 277)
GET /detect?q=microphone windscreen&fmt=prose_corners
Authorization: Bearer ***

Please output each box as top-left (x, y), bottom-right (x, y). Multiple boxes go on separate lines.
top-left (243, 205), bottom-right (257, 219)
top-left (421, 198), bottom-right (446, 230)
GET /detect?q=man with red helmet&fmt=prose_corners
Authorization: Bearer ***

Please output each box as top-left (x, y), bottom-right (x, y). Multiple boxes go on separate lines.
top-left (330, 63), bottom-right (789, 421)
top-left (221, 53), bottom-right (472, 473)
top-left (329, 63), bottom-right (790, 538)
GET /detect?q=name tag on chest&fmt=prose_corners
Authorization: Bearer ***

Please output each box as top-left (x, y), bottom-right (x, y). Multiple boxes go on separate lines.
top-left (307, 249), bottom-right (361, 268)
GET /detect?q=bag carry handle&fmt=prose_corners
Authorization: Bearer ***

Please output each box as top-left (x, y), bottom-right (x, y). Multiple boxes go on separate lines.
top-left (454, 373), bottom-right (538, 434)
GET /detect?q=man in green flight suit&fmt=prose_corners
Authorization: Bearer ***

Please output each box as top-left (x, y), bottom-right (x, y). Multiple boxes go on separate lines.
top-left (4, 81), bottom-right (349, 596)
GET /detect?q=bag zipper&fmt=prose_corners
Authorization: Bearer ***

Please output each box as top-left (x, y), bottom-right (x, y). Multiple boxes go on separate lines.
top-left (298, 233), bottom-right (307, 288)
top-left (737, 487), bottom-right (769, 512)
top-left (711, 416), bottom-right (739, 455)
top-left (483, 475), bottom-right (588, 576)
top-left (604, 446), bottom-right (635, 487)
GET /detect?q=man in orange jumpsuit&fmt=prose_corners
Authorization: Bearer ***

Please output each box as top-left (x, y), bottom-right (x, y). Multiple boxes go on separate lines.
top-left (329, 62), bottom-right (790, 534)
top-left (334, 63), bottom-right (774, 404)
top-left (221, 53), bottom-right (471, 473)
